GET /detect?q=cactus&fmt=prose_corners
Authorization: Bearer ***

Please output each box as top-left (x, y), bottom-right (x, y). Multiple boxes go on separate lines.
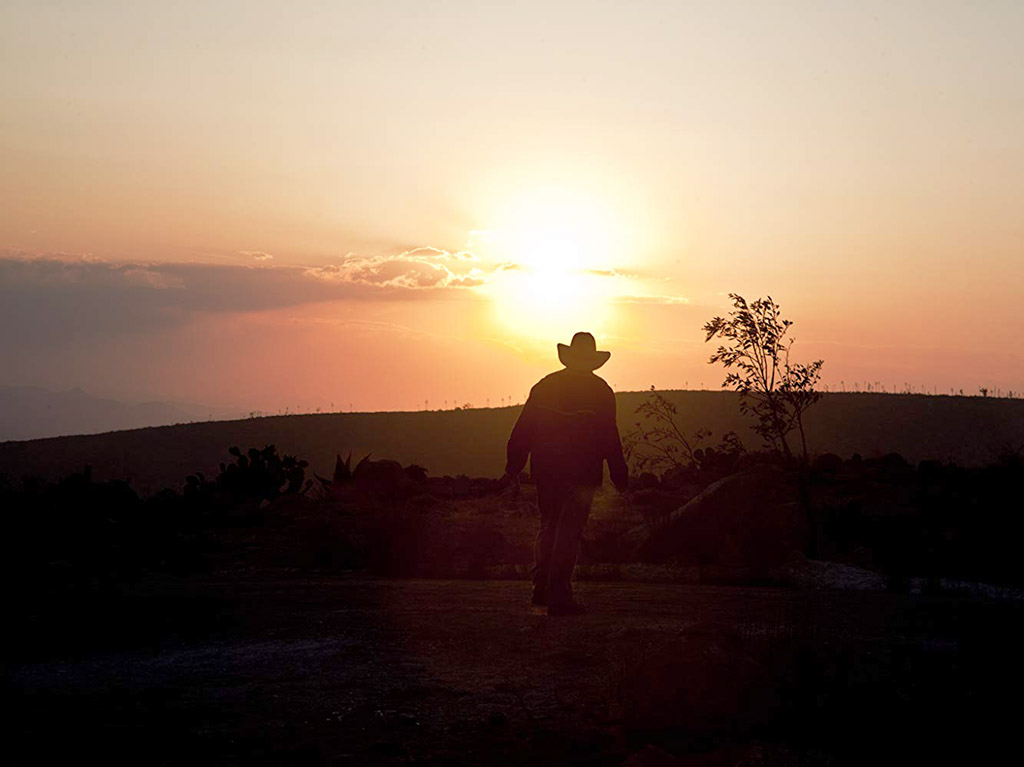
top-left (188, 444), bottom-right (310, 503)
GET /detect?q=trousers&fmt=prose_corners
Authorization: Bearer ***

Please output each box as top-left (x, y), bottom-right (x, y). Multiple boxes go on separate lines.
top-left (532, 480), bottom-right (596, 606)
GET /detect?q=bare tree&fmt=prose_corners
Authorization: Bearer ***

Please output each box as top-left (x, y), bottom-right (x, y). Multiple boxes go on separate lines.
top-left (623, 386), bottom-right (744, 476)
top-left (623, 387), bottom-right (711, 474)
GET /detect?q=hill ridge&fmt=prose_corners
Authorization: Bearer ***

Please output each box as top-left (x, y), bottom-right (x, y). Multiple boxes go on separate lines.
top-left (1, 391), bottom-right (1022, 495)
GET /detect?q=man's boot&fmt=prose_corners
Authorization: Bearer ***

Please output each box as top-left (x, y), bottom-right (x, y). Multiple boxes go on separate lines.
top-left (530, 583), bottom-right (547, 607)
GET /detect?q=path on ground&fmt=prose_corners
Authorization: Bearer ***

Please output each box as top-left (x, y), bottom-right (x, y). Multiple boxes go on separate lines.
top-left (8, 576), bottom-right (1004, 766)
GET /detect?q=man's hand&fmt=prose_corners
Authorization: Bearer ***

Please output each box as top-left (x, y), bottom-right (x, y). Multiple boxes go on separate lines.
top-left (612, 474), bottom-right (629, 495)
top-left (501, 470), bottom-right (522, 496)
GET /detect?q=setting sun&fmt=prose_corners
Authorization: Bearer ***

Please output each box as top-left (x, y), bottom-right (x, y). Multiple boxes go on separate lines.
top-left (473, 189), bottom-right (629, 344)
top-left (488, 259), bottom-right (614, 345)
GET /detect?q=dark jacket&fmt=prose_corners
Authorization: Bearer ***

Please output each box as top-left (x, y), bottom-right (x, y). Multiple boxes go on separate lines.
top-left (505, 369), bottom-right (629, 489)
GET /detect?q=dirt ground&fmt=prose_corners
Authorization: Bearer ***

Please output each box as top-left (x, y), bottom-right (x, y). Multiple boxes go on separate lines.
top-left (8, 575), bottom-right (1024, 766)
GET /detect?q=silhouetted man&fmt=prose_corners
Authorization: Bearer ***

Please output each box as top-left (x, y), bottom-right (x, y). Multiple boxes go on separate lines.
top-left (504, 332), bottom-right (629, 615)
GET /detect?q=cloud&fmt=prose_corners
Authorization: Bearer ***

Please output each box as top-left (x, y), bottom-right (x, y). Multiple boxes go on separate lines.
top-left (119, 266), bottom-right (185, 289)
top-left (0, 248), bottom-right (487, 309)
top-left (239, 250), bottom-right (274, 261)
top-left (586, 268), bottom-right (645, 279)
top-left (310, 247), bottom-right (485, 289)
top-left (614, 294), bottom-right (691, 304)
top-left (0, 250), bottom-right (498, 361)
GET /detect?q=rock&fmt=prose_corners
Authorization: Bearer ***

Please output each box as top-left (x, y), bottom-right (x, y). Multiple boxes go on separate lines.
top-left (812, 452), bottom-right (844, 473)
top-left (424, 476), bottom-right (452, 496)
top-left (866, 452), bottom-right (911, 473)
top-left (451, 474), bottom-right (472, 498)
top-left (404, 464), bottom-right (428, 483)
top-left (349, 457), bottom-right (421, 499)
top-left (632, 466), bottom-right (805, 574)
top-left (784, 560), bottom-right (886, 591)
top-left (353, 457), bottom-right (406, 486)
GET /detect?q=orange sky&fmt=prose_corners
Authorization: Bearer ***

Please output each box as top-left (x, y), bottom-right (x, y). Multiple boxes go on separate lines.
top-left (2, 1), bottom-right (1022, 413)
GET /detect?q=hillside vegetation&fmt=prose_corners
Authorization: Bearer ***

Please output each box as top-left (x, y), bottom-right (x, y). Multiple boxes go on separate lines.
top-left (1, 391), bottom-right (1021, 495)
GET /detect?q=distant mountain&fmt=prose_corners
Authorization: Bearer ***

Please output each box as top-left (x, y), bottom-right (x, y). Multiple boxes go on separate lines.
top-left (0, 391), bottom-right (1021, 496)
top-left (0, 385), bottom-right (236, 441)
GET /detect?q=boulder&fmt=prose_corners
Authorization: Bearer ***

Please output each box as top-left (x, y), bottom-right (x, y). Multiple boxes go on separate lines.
top-left (312, 456), bottom-right (420, 502)
top-left (353, 457), bottom-right (406, 486)
top-left (812, 452), bottom-right (844, 473)
top-left (784, 559), bottom-right (886, 591)
top-left (632, 465), bottom-right (806, 573)
top-left (404, 464), bottom-right (428, 484)
top-left (451, 474), bottom-right (472, 498)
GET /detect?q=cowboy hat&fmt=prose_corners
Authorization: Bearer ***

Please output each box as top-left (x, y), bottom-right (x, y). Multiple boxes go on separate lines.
top-left (557, 332), bottom-right (611, 371)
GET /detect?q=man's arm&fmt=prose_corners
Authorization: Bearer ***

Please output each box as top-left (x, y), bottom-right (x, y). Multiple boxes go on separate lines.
top-left (505, 388), bottom-right (539, 478)
top-left (604, 389), bottom-right (629, 492)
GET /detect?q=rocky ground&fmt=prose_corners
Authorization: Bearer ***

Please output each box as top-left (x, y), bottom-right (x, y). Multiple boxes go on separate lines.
top-left (8, 574), bottom-right (1024, 766)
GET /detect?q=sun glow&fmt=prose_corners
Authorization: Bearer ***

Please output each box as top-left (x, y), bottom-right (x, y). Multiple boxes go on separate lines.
top-left (493, 264), bottom-right (609, 334)
top-left (486, 234), bottom-right (615, 344)
top-left (476, 188), bottom-right (628, 345)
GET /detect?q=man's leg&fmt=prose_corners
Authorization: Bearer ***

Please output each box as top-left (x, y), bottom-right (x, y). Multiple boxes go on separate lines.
top-left (532, 481), bottom-right (570, 604)
top-left (545, 484), bottom-right (596, 609)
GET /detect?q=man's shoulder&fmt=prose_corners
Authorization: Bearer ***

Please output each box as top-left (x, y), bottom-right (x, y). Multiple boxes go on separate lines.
top-left (536, 370), bottom-right (564, 384)
top-left (524, 372), bottom-right (556, 403)
top-left (532, 370), bottom-right (569, 390)
top-left (533, 370), bottom-right (614, 394)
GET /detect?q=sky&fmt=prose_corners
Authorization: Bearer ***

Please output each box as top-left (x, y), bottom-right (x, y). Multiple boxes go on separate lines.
top-left (2, 1), bottom-right (1022, 415)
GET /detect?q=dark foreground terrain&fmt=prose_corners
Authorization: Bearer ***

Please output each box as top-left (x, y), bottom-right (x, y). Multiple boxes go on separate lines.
top-left (8, 574), bottom-right (1024, 766)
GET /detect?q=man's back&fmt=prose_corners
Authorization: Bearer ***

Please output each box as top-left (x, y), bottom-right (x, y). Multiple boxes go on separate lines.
top-left (506, 369), bottom-right (627, 488)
